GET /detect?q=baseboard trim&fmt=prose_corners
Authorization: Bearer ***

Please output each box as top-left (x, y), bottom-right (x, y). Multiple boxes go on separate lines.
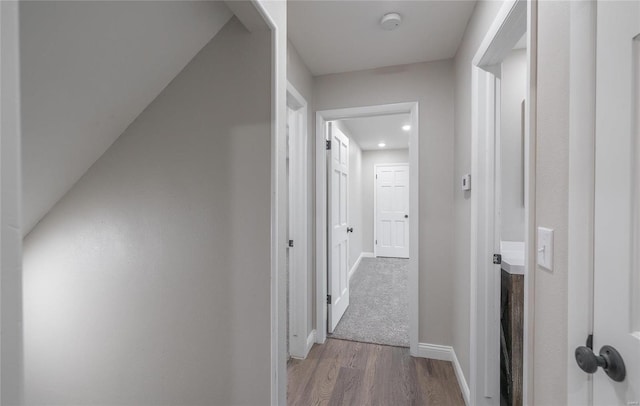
top-left (291, 330), bottom-right (317, 360)
top-left (305, 329), bottom-right (317, 356)
top-left (417, 343), bottom-right (470, 405)
top-left (348, 252), bottom-right (375, 280)
top-left (348, 254), bottom-right (363, 281)
top-left (416, 343), bottom-right (452, 361)
top-left (450, 348), bottom-right (470, 405)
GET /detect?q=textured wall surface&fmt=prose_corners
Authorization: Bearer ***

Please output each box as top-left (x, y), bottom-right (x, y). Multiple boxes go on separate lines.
top-left (533, 1), bottom-right (571, 403)
top-left (452, 0), bottom-right (503, 380)
top-left (314, 59), bottom-right (455, 346)
top-left (23, 18), bottom-right (273, 405)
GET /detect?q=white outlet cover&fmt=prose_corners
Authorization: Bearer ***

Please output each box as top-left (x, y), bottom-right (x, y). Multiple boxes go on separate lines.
top-left (537, 227), bottom-right (554, 271)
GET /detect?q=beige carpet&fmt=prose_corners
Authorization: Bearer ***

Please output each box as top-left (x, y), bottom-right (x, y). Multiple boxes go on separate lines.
top-left (329, 257), bottom-right (409, 347)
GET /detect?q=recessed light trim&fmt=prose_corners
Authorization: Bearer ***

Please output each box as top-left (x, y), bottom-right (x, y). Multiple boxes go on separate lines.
top-left (378, 143), bottom-right (386, 148)
top-left (402, 124), bottom-right (411, 131)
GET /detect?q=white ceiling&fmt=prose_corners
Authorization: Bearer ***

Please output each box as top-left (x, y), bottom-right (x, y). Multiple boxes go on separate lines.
top-left (338, 114), bottom-right (411, 151)
top-left (288, 0), bottom-right (477, 76)
top-left (21, 1), bottom-right (233, 235)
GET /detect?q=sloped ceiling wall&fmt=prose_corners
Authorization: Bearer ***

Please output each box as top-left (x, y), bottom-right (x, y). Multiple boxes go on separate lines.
top-left (20, 1), bottom-right (233, 235)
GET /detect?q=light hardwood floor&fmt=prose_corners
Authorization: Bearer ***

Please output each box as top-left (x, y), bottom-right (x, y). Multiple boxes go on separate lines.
top-left (287, 339), bottom-right (465, 405)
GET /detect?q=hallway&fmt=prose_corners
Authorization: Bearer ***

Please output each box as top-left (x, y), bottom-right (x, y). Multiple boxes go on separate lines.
top-left (287, 339), bottom-right (464, 405)
top-left (330, 257), bottom-right (409, 347)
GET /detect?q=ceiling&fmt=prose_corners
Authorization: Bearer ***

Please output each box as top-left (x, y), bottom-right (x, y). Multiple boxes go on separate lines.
top-left (21, 1), bottom-right (233, 235)
top-left (338, 114), bottom-right (411, 151)
top-left (288, 0), bottom-right (477, 76)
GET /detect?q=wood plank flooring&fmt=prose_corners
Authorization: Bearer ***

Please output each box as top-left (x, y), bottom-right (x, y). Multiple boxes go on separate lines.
top-left (287, 339), bottom-right (465, 406)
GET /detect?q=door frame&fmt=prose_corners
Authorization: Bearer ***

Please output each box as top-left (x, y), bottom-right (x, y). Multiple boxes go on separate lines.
top-left (373, 163), bottom-right (410, 259)
top-left (232, 1), bottom-right (287, 404)
top-left (315, 102), bottom-right (419, 355)
top-left (286, 81), bottom-right (310, 359)
top-left (469, 0), bottom-right (536, 404)
top-left (567, 1), bottom-right (596, 404)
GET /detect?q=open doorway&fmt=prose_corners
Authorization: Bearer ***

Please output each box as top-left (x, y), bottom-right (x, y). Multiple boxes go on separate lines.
top-left (470, 0), bottom-right (534, 405)
top-left (326, 114), bottom-right (411, 347)
top-left (496, 34), bottom-right (527, 406)
top-left (315, 102), bottom-right (419, 354)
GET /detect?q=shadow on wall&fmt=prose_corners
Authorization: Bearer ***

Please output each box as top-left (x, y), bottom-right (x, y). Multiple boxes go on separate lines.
top-left (22, 17), bottom-right (273, 406)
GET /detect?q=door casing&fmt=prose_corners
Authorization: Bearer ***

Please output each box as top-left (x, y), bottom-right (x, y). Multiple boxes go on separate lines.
top-left (286, 81), bottom-right (309, 359)
top-left (469, 0), bottom-right (536, 404)
top-left (315, 102), bottom-right (419, 356)
top-left (567, 1), bottom-right (596, 404)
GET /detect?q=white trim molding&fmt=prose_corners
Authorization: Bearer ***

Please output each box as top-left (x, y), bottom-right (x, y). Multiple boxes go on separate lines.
top-left (315, 102), bottom-right (419, 356)
top-left (567, 1), bottom-right (596, 404)
top-left (417, 343), bottom-right (452, 361)
top-left (290, 329), bottom-right (317, 361)
top-left (348, 253), bottom-right (364, 281)
top-left (347, 252), bottom-right (375, 280)
top-left (305, 330), bottom-right (317, 357)
top-left (250, 0), bottom-right (286, 404)
top-left (469, 0), bottom-right (535, 405)
top-left (286, 81), bottom-right (310, 360)
top-left (417, 343), bottom-right (470, 405)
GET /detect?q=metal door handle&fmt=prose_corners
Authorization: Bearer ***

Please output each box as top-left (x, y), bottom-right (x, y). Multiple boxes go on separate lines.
top-left (347, 227), bottom-right (353, 233)
top-left (575, 344), bottom-right (626, 382)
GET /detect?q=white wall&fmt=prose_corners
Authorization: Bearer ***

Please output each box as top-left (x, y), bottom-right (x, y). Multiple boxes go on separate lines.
top-left (286, 39), bottom-right (316, 337)
top-left (314, 60), bottom-right (455, 346)
top-left (500, 49), bottom-right (526, 242)
top-left (361, 149), bottom-right (410, 253)
top-left (453, 1), bottom-right (573, 400)
top-left (1, 2), bottom-right (24, 403)
top-left (452, 0), bottom-right (504, 383)
top-left (20, 1), bottom-right (233, 235)
top-left (23, 17), bottom-right (274, 405)
top-left (534, 1), bottom-right (571, 403)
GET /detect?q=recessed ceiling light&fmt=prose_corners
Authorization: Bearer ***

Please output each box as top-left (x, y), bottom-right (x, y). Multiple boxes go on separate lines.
top-left (380, 12), bottom-right (402, 31)
top-left (378, 143), bottom-right (386, 148)
top-left (402, 125), bottom-right (411, 131)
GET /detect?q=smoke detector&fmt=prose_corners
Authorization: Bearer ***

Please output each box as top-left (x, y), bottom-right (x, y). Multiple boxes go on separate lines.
top-left (380, 12), bottom-right (402, 31)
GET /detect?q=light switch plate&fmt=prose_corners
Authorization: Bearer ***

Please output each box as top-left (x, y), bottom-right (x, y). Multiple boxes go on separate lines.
top-left (537, 227), bottom-right (554, 271)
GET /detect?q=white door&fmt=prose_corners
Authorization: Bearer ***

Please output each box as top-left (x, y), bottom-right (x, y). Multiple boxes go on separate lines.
top-left (327, 123), bottom-right (349, 333)
top-left (588, 1), bottom-right (640, 403)
top-left (375, 164), bottom-right (409, 258)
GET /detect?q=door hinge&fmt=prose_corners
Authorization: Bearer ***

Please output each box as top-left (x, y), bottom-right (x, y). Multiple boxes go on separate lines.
top-left (326, 140), bottom-right (331, 150)
top-left (375, 239), bottom-right (377, 245)
top-left (327, 294), bottom-right (332, 305)
top-left (493, 254), bottom-right (502, 265)
top-left (288, 240), bottom-right (294, 248)
top-left (586, 333), bottom-right (593, 350)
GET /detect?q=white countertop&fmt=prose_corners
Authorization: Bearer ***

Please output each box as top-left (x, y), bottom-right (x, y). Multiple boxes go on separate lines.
top-left (501, 241), bottom-right (525, 275)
